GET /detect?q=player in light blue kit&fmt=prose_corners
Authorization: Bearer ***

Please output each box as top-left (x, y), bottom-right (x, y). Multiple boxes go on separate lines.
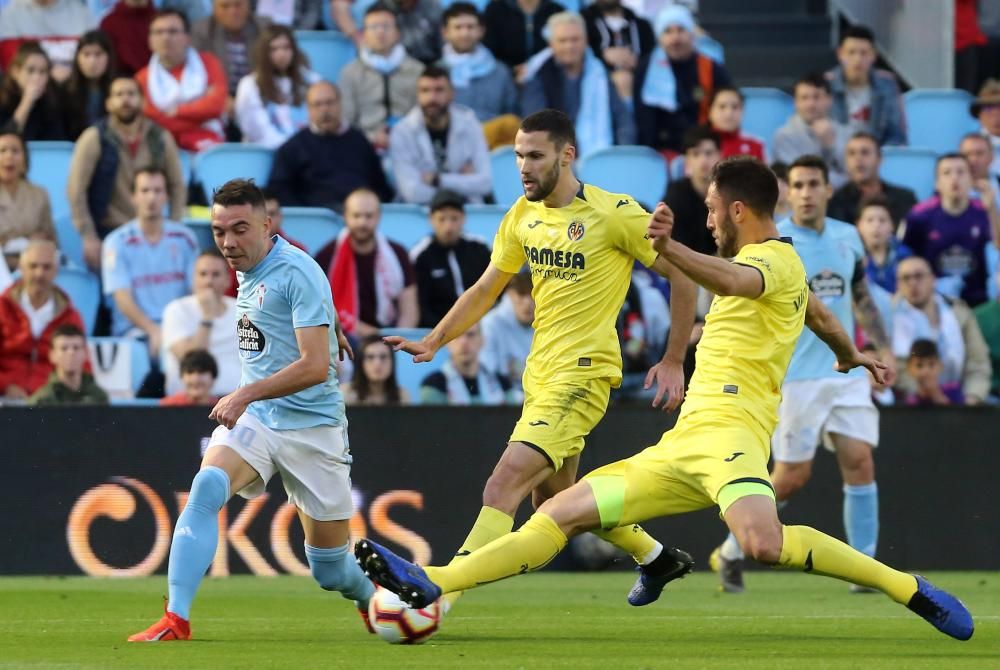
top-left (129, 179), bottom-right (374, 642)
top-left (711, 156), bottom-right (896, 593)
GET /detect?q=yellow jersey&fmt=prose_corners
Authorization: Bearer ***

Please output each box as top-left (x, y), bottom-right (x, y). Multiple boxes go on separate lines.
top-left (491, 183), bottom-right (659, 385)
top-left (681, 238), bottom-right (808, 433)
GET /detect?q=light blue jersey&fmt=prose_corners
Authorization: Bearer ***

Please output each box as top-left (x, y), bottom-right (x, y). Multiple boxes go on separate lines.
top-left (777, 217), bottom-right (865, 382)
top-left (236, 236), bottom-right (345, 430)
top-left (102, 220), bottom-right (198, 336)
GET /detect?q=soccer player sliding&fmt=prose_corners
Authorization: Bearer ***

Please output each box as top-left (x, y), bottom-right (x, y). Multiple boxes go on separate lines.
top-left (357, 157), bottom-right (974, 642)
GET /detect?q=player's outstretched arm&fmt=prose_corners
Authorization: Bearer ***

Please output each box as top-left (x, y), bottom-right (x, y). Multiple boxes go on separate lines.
top-left (210, 325), bottom-right (330, 428)
top-left (385, 263), bottom-right (515, 362)
top-left (805, 291), bottom-right (888, 384)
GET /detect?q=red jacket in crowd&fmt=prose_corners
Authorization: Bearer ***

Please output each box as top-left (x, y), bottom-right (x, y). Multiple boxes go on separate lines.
top-left (100, 1), bottom-right (155, 75)
top-left (0, 281), bottom-right (86, 396)
top-left (712, 126), bottom-right (767, 162)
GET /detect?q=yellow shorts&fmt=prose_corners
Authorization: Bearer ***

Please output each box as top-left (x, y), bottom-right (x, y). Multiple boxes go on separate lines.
top-left (508, 371), bottom-right (612, 472)
top-left (583, 409), bottom-right (775, 526)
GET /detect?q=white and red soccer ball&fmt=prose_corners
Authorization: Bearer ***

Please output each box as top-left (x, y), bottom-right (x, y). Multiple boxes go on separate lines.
top-left (368, 587), bottom-right (441, 644)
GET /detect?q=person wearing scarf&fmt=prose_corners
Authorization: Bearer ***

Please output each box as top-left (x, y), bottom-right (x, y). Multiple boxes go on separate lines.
top-left (338, 4), bottom-right (424, 149)
top-left (135, 10), bottom-right (227, 152)
top-left (419, 324), bottom-right (513, 405)
top-left (634, 4), bottom-right (731, 155)
top-left (520, 12), bottom-right (635, 157)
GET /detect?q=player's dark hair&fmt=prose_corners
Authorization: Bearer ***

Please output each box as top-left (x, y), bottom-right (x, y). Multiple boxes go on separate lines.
top-left (132, 165), bottom-right (168, 192)
top-left (848, 130), bottom-right (881, 155)
top-left (52, 323), bottom-right (85, 341)
top-left (152, 8), bottom-right (190, 34)
top-left (935, 152), bottom-right (971, 173)
top-left (180, 349), bottom-right (218, 378)
top-left (839, 24), bottom-right (875, 47)
top-left (770, 160), bottom-right (788, 181)
top-left (710, 156), bottom-right (778, 218)
top-left (856, 193), bottom-right (891, 220)
top-left (908, 338), bottom-right (940, 361)
top-left (420, 64), bottom-right (452, 82)
top-left (508, 270), bottom-right (532, 295)
top-left (213, 178), bottom-right (267, 211)
top-left (794, 71), bottom-right (830, 96)
top-left (353, 336), bottom-right (403, 404)
top-left (520, 109), bottom-right (576, 151)
top-left (789, 154), bottom-right (830, 185)
top-left (442, 2), bottom-right (481, 26)
top-left (682, 125), bottom-right (720, 153)
top-left (708, 85), bottom-right (744, 108)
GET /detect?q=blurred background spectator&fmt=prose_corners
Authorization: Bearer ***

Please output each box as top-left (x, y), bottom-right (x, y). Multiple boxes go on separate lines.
top-left (771, 161), bottom-right (792, 220)
top-left (390, 66), bottom-right (492, 204)
top-left (582, 0), bottom-right (654, 103)
top-left (774, 72), bottom-right (849, 188)
top-left (0, 41), bottom-right (68, 140)
top-left (901, 338), bottom-right (965, 406)
top-left (664, 125), bottom-right (719, 255)
top-left (0, 0), bottom-right (98, 81)
top-left (480, 269), bottom-right (533, 398)
top-left (971, 79), bottom-right (1000, 175)
top-left (234, 25), bottom-right (318, 148)
top-left (828, 131), bottom-right (916, 228)
top-left (0, 130), bottom-right (55, 266)
top-left (100, 0), bottom-right (155, 76)
top-left (958, 131), bottom-right (1000, 210)
top-left (411, 189), bottom-right (490, 328)
top-left (973, 273), bottom-right (1000, 401)
top-left (342, 335), bottom-right (411, 405)
top-left (856, 195), bottom-right (912, 294)
top-left (60, 30), bottom-right (114, 141)
top-left (161, 250), bottom-right (239, 397)
top-left (420, 323), bottom-right (514, 404)
top-left (28, 323), bottom-right (108, 405)
top-left (0, 240), bottom-right (85, 400)
top-left (159, 348), bottom-right (219, 406)
top-left (706, 87), bottom-right (764, 161)
top-left (482, 0), bottom-right (562, 76)
top-left (267, 81), bottom-right (392, 211)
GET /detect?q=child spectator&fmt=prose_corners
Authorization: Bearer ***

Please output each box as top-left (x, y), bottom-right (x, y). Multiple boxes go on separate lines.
top-left (707, 87), bottom-right (765, 161)
top-left (28, 323), bottom-right (108, 406)
top-left (342, 336), bottom-right (410, 406)
top-left (60, 30), bottom-right (114, 140)
top-left (901, 339), bottom-right (965, 406)
top-left (856, 195), bottom-right (912, 294)
top-left (0, 41), bottom-right (68, 141)
top-left (159, 349), bottom-right (219, 406)
top-left (234, 25), bottom-right (318, 148)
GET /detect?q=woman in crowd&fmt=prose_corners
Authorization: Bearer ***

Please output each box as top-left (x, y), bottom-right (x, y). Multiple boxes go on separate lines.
top-left (342, 336), bottom-right (410, 406)
top-left (0, 42), bottom-right (68, 141)
top-left (706, 86), bottom-right (766, 161)
top-left (234, 25), bottom-right (319, 148)
top-left (0, 130), bottom-right (56, 270)
top-left (61, 31), bottom-right (115, 140)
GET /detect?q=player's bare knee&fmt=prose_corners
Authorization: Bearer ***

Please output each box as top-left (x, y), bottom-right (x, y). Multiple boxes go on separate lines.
top-left (482, 469), bottom-right (526, 515)
top-left (840, 449), bottom-right (874, 484)
top-left (772, 463), bottom-right (811, 500)
top-left (743, 524), bottom-right (783, 565)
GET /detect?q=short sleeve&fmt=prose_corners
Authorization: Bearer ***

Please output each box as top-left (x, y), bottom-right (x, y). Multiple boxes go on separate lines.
top-left (846, 226), bottom-right (865, 264)
top-left (608, 198), bottom-right (658, 267)
top-left (101, 234), bottom-right (131, 295)
top-left (286, 262), bottom-right (332, 329)
top-left (733, 243), bottom-right (787, 300)
top-left (490, 207), bottom-right (527, 273)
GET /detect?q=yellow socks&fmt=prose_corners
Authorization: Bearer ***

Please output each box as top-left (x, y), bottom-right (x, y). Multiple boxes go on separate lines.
top-left (443, 507), bottom-right (514, 607)
top-left (778, 525), bottom-right (917, 604)
top-left (426, 513), bottom-right (567, 595)
top-left (593, 525), bottom-right (662, 564)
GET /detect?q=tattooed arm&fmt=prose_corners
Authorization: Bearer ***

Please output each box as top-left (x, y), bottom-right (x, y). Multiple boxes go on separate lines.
top-left (851, 261), bottom-right (897, 385)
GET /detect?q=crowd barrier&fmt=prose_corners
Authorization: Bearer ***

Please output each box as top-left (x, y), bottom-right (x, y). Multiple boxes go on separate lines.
top-left (0, 405), bottom-right (996, 575)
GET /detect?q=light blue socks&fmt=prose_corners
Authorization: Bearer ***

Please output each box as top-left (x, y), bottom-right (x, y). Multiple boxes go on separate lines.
top-left (167, 466), bottom-right (229, 620)
top-left (306, 543), bottom-right (375, 610)
top-left (843, 482), bottom-right (879, 557)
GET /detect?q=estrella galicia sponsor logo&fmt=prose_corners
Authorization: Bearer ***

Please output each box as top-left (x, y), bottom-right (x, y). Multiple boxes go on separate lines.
top-left (809, 270), bottom-right (846, 298)
top-left (523, 245), bottom-right (585, 282)
top-left (238, 313), bottom-right (266, 359)
top-left (567, 219), bottom-right (585, 241)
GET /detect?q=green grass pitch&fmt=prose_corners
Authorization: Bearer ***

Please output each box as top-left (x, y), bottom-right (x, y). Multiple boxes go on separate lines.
top-left (0, 572), bottom-right (996, 669)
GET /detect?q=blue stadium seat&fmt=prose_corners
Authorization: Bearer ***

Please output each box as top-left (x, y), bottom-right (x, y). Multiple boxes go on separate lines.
top-left (178, 149), bottom-right (193, 187)
top-left (55, 267), bottom-right (100, 335)
top-left (321, 0), bottom-right (376, 29)
top-left (576, 145), bottom-right (668, 208)
top-left (295, 31), bottom-right (357, 83)
top-left (880, 146), bottom-right (938, 201)
top-left (740, 87), bottom-right (794, 150)
top-left (463, 204), bottom-right (504, 246)
top-left (280, 207), bottom-right (343, 256)
top-left (903, 89), bottom-right (980, 155)
top-left (394, 345), bottom-right (450, 405)
top-left (184, 218), bottom-right (215, 252)
top-left (54, 214), bottom-right (84, 268)
top-left (380, 203), bottom-right (431, 252)
top-left (194, 143), bottom-right (274, 195)
top-left (490, 146), bottom-right (523, 207)
top-left (27, 141), bottom-right (75, 220)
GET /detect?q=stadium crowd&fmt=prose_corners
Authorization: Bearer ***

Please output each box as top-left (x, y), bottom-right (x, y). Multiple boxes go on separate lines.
top-left (1, 0), bottom-right (999, 409)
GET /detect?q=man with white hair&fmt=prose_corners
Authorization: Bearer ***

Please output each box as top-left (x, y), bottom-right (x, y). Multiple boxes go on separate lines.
top-left (520, 11), bottom-right (635, 155)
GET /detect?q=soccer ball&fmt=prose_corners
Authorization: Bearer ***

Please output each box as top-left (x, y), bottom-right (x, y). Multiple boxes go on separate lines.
top-left (368, 587), bottom-right (441, 644)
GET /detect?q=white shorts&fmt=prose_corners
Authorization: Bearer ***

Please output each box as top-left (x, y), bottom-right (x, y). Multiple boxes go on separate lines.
top-left (207, 412), bottom-right (354, 521)
top-left (771, 376), bottom-right (879, 464)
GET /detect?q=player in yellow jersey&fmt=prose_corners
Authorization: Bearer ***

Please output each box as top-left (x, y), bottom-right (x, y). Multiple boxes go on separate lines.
top-left (383, 109), bottom-right (699, 610)
top-left (360, 157), bottom-right (974, 641)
